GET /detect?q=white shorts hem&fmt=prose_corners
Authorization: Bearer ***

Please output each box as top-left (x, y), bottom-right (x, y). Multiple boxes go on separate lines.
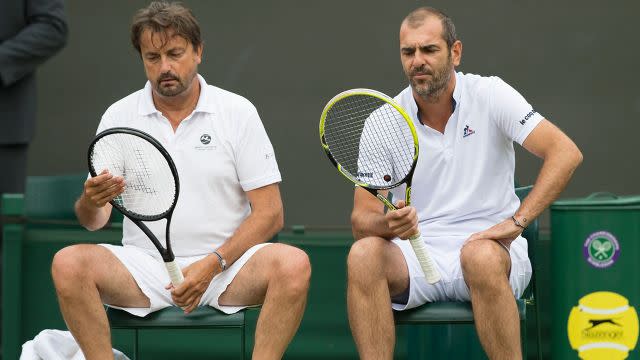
top-left (99, 242), bottom-right (273, 317)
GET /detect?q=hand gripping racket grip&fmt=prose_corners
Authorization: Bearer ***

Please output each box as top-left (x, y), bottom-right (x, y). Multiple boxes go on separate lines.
top-left (165, 260), bottom-right (184, 286)
top-left (408, 233), bottom-right (441, 284)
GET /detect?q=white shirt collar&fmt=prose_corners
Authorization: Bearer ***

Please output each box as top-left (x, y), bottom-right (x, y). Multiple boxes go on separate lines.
top-left (452, 71), bottom-right (462, 107)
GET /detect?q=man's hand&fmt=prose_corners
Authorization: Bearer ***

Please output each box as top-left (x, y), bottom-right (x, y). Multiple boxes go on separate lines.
top-left (463, 218), bottom-right (524, 249)
top-left (385, 200), bottom-right (419, 240)
top-left (166, 254), bottom-right (220, 313)
top-left (80, 169), bottom-right (125, 208)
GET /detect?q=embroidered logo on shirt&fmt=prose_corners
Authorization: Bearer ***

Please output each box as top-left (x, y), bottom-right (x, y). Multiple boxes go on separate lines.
top-left (195, 133), bottom-right (216, 150)
top-left (200, 134), bottom-right (212, 144)
top-left (463, 125), bottom-right (476, 138)
top-left (520, 110), bottom-right (537, 125)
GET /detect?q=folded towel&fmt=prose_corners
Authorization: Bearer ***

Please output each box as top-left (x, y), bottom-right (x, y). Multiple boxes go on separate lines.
top-left (20, 329), bottom-right (130, 360)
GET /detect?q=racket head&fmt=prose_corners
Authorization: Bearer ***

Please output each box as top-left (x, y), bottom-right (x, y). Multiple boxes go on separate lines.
top-left (319, 88), bottom-right (419, 190)
top-left (87, 127), bottom-right (180, 221)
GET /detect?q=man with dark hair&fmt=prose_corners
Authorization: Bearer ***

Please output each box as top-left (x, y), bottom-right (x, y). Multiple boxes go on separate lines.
top-left (51, 2), bottom-right (310, 359)
top-left (347, 6), bottom-right (582, 359)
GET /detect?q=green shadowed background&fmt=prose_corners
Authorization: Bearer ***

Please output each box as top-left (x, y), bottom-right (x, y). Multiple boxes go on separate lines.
top-left (30, 0), bottom-right (640, 230)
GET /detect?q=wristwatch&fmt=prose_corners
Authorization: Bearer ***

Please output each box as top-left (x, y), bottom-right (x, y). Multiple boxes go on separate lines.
top-left (213, 251), bottom-right (227, 271)
top-left (512, 216), bottom-right (528, 229)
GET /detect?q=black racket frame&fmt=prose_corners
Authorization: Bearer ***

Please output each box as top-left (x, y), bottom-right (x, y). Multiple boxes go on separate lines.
top-left (87, 127), bottom-right (180, 262)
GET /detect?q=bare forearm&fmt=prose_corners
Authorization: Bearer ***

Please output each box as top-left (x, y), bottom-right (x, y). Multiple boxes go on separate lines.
top-left (75, 172), bottom-right (124, 231)
top-left (517, 144), bottom-right (582, 222)
top-left (351, 209), bottom-right (395, 241)
top-left (216, 206), bottom-right (284, 266)
top-left (351, 187), bottom-right (398, 240)
top-left (74, 197), bottom-right (110, 231)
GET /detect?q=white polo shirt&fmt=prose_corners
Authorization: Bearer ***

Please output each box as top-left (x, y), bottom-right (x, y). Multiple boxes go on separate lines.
top-left (390, 72), bottom-right (543, 240)
top-left (96, 74), bottom-right (281, 257)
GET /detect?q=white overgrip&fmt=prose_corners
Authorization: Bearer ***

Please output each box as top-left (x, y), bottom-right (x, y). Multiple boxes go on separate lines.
top-left (408, 232), bottom-right (441, 284)
top-left (165, 260), bottom-right (184, 286)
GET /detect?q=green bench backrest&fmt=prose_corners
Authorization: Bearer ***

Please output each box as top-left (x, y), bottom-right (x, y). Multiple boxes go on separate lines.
top-left (20, 174), bottom-right (123, 223)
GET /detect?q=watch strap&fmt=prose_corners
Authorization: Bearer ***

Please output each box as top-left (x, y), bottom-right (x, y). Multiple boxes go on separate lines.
top-left (512, 216), bottom-right (527, 229)
top-left (213, 251), bottom-right (227, 271)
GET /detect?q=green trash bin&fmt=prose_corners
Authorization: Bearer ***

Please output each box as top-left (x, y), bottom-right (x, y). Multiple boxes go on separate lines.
top-left (551, 193), bottom-right (640, 359)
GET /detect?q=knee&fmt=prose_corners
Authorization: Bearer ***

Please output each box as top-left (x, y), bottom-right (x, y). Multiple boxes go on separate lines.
top-left (347, 237), bottom-right (387, 279)
top-left (272, 245), bottom-right (311, 297)
top-left (347, 237), bottom-right (386, 267)
top-left (51, 245), bottom-right (91, 289)
top-left (460, 240), bottom-right (509, 286)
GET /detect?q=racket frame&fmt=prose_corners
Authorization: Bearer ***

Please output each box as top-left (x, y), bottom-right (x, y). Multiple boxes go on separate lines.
top-left (319, 89), bottom-right (441, 284)
top-left (87, 127), bottom-right (181, 266)
top-left (319, 88), bottom-right (419, 206)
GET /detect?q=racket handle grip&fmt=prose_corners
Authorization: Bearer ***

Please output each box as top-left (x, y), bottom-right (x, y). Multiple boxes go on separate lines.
top-left (165, 260), bottom-right (184, 286)
top-left (409, 233), bottom-right (441, 284)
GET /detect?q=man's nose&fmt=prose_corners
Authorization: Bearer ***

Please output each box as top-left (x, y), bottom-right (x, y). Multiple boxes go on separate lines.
top-left (159, 56), bottom-right (172, 73)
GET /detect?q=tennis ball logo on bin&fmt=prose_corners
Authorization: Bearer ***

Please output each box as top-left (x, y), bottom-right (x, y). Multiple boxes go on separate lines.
top-left (568, 291), bottom-right (639, 359)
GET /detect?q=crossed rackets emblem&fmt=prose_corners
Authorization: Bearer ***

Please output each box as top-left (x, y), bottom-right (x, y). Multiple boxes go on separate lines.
top-left (590, 239), bottom-right (613, 260)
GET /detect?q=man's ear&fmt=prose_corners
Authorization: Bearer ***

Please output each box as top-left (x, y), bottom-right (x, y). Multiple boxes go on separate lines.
top-left (451, 40), bottom-right (462, 66)
top-left (195, 44), bottom-right (203, 64)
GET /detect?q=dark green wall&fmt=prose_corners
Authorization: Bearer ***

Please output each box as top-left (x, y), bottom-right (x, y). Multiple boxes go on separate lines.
top-left (29, 0), bottom-right (640, 228)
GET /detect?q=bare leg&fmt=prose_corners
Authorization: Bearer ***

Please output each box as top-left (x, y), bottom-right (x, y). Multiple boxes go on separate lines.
top-left (51, 244), bottom-right (149, 360)
top-left (346, 237), bottom-right (409, 360)
top-left (218, 243), bottom-right (311, 360)
top-left (461, 240), bottom-right (521, 360)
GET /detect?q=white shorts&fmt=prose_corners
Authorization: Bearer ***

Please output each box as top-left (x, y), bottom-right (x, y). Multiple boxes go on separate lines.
top-left (391, 235), bottom-right (532, 311)
top-left (99, 242), bottom-right (272, 317)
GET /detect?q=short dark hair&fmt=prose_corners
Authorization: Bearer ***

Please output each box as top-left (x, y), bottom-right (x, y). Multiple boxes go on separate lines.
top-left (403, 7), bottom-right (457, 49)
top-left (131, 1), bottom-right (202, 53)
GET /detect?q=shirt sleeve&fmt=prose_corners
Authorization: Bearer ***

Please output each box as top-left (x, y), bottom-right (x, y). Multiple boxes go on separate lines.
top-left (95, 113), bottom-right (112, 134)
top-left (489, 77), bottom-right (544, 145)
top-left (235, 105), bottom-right (282, 191)
top-left (89, 109), bottom-right (123, 178)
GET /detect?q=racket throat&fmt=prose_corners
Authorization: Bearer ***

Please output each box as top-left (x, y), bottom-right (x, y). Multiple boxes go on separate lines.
top-left (376, 194), bottom-right (396, 210)
top-left (131, 220), bottom-right (175, 262)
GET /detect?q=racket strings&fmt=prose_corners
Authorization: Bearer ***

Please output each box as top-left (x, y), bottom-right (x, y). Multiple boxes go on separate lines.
top-left (90, 133), bottom-right (176, 218)
top-left (130, 148), bottom-right (159, 195)
top-left (325, 96), bottom-right (385, 172)
top-left (324, 95), bottom-right (415, 187)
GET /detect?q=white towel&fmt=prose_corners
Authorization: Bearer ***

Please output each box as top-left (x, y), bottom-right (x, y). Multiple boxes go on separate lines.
top-left (20, 329), bottom-right (130, 360)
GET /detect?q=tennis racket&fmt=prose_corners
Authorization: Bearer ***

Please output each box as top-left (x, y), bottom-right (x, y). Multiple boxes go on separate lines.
top-left (87, 127), bottom-right (184, 287)
top-left (319, 88), bottom-right (441, 284)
